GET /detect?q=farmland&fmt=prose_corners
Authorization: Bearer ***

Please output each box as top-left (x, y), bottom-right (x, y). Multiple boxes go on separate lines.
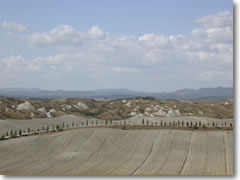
top-left (0, 128), bottom-right (232, 175)
top-left (0, 97), bottom-right (233, 175)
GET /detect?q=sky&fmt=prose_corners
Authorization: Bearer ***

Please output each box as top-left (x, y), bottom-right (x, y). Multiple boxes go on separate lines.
top-left (0, 0), bottom-right (233, 92)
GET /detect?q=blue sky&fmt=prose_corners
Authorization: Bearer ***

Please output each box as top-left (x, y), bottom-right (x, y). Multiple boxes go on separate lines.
top-left (0, 0), bottom-right (233, 92)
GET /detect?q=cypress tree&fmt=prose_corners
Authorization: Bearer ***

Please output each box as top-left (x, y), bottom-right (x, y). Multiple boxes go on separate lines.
top-left (142, 119), bottom-right (144, 125)
top-left (1, 134), bottom-right (5, 140)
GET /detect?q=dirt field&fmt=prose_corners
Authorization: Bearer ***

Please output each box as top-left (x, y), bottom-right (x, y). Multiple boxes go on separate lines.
top-left (0, 128), bottom-right (233, 175)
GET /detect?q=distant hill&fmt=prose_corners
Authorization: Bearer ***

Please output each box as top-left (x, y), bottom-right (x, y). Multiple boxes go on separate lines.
top-left (0, 87), bottom-right (233, 100)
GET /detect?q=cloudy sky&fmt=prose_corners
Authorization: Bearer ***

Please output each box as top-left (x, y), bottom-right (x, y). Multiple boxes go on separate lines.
top-left (0, 0), bottom-right (233, 92)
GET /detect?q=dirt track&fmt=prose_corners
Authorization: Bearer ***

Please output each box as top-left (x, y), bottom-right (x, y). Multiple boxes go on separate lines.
top-left (0, 128), bottom-right (233, 175)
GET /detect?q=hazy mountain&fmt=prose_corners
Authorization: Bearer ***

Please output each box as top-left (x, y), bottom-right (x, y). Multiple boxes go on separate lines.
top-left (0, 87), bottom-right (233, 100)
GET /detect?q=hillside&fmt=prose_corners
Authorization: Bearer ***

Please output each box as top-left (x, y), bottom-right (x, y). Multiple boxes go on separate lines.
top-left (0, 128), bottom-right (233, 175)
top-left (0, 97), bottom-right (233, 120)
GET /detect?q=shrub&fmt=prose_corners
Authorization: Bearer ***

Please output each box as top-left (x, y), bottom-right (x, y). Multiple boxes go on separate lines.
top-left (1, 134), bottom-right (5, 140)
top-left (138, 108), bottom-right (144, 114)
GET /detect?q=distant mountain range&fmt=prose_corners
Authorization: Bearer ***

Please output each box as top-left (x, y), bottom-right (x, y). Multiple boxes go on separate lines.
top-left (0, 87), bottom-right (233, 100)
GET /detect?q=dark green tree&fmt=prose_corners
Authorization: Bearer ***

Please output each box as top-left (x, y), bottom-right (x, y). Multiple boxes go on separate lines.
top-left (19, 129), bottom-right (22, 136)
top-left (1, 134), bottom-right (5, 140)
top-left (142, 119), bottom-right (144, 125)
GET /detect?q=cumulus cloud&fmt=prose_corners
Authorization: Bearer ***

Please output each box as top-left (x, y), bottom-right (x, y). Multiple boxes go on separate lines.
top-left (195, 11), bottom-right (233, 28)
top-left (1, 21), bottom-right (28, 32)
top-left (0, 11), bottom-right (233, 90)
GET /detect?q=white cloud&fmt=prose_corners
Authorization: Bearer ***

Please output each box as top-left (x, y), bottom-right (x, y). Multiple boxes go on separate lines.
top-left (195, 11), bottom-right (233, 28)
top-left (0, 11), bottom-right (233, 89)
top-left (112, 66), bottom-right (141, 73)
top-left (1, 21), bottom-right (28, 32)
top-left (88, 25), bottom-right (106, 39)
